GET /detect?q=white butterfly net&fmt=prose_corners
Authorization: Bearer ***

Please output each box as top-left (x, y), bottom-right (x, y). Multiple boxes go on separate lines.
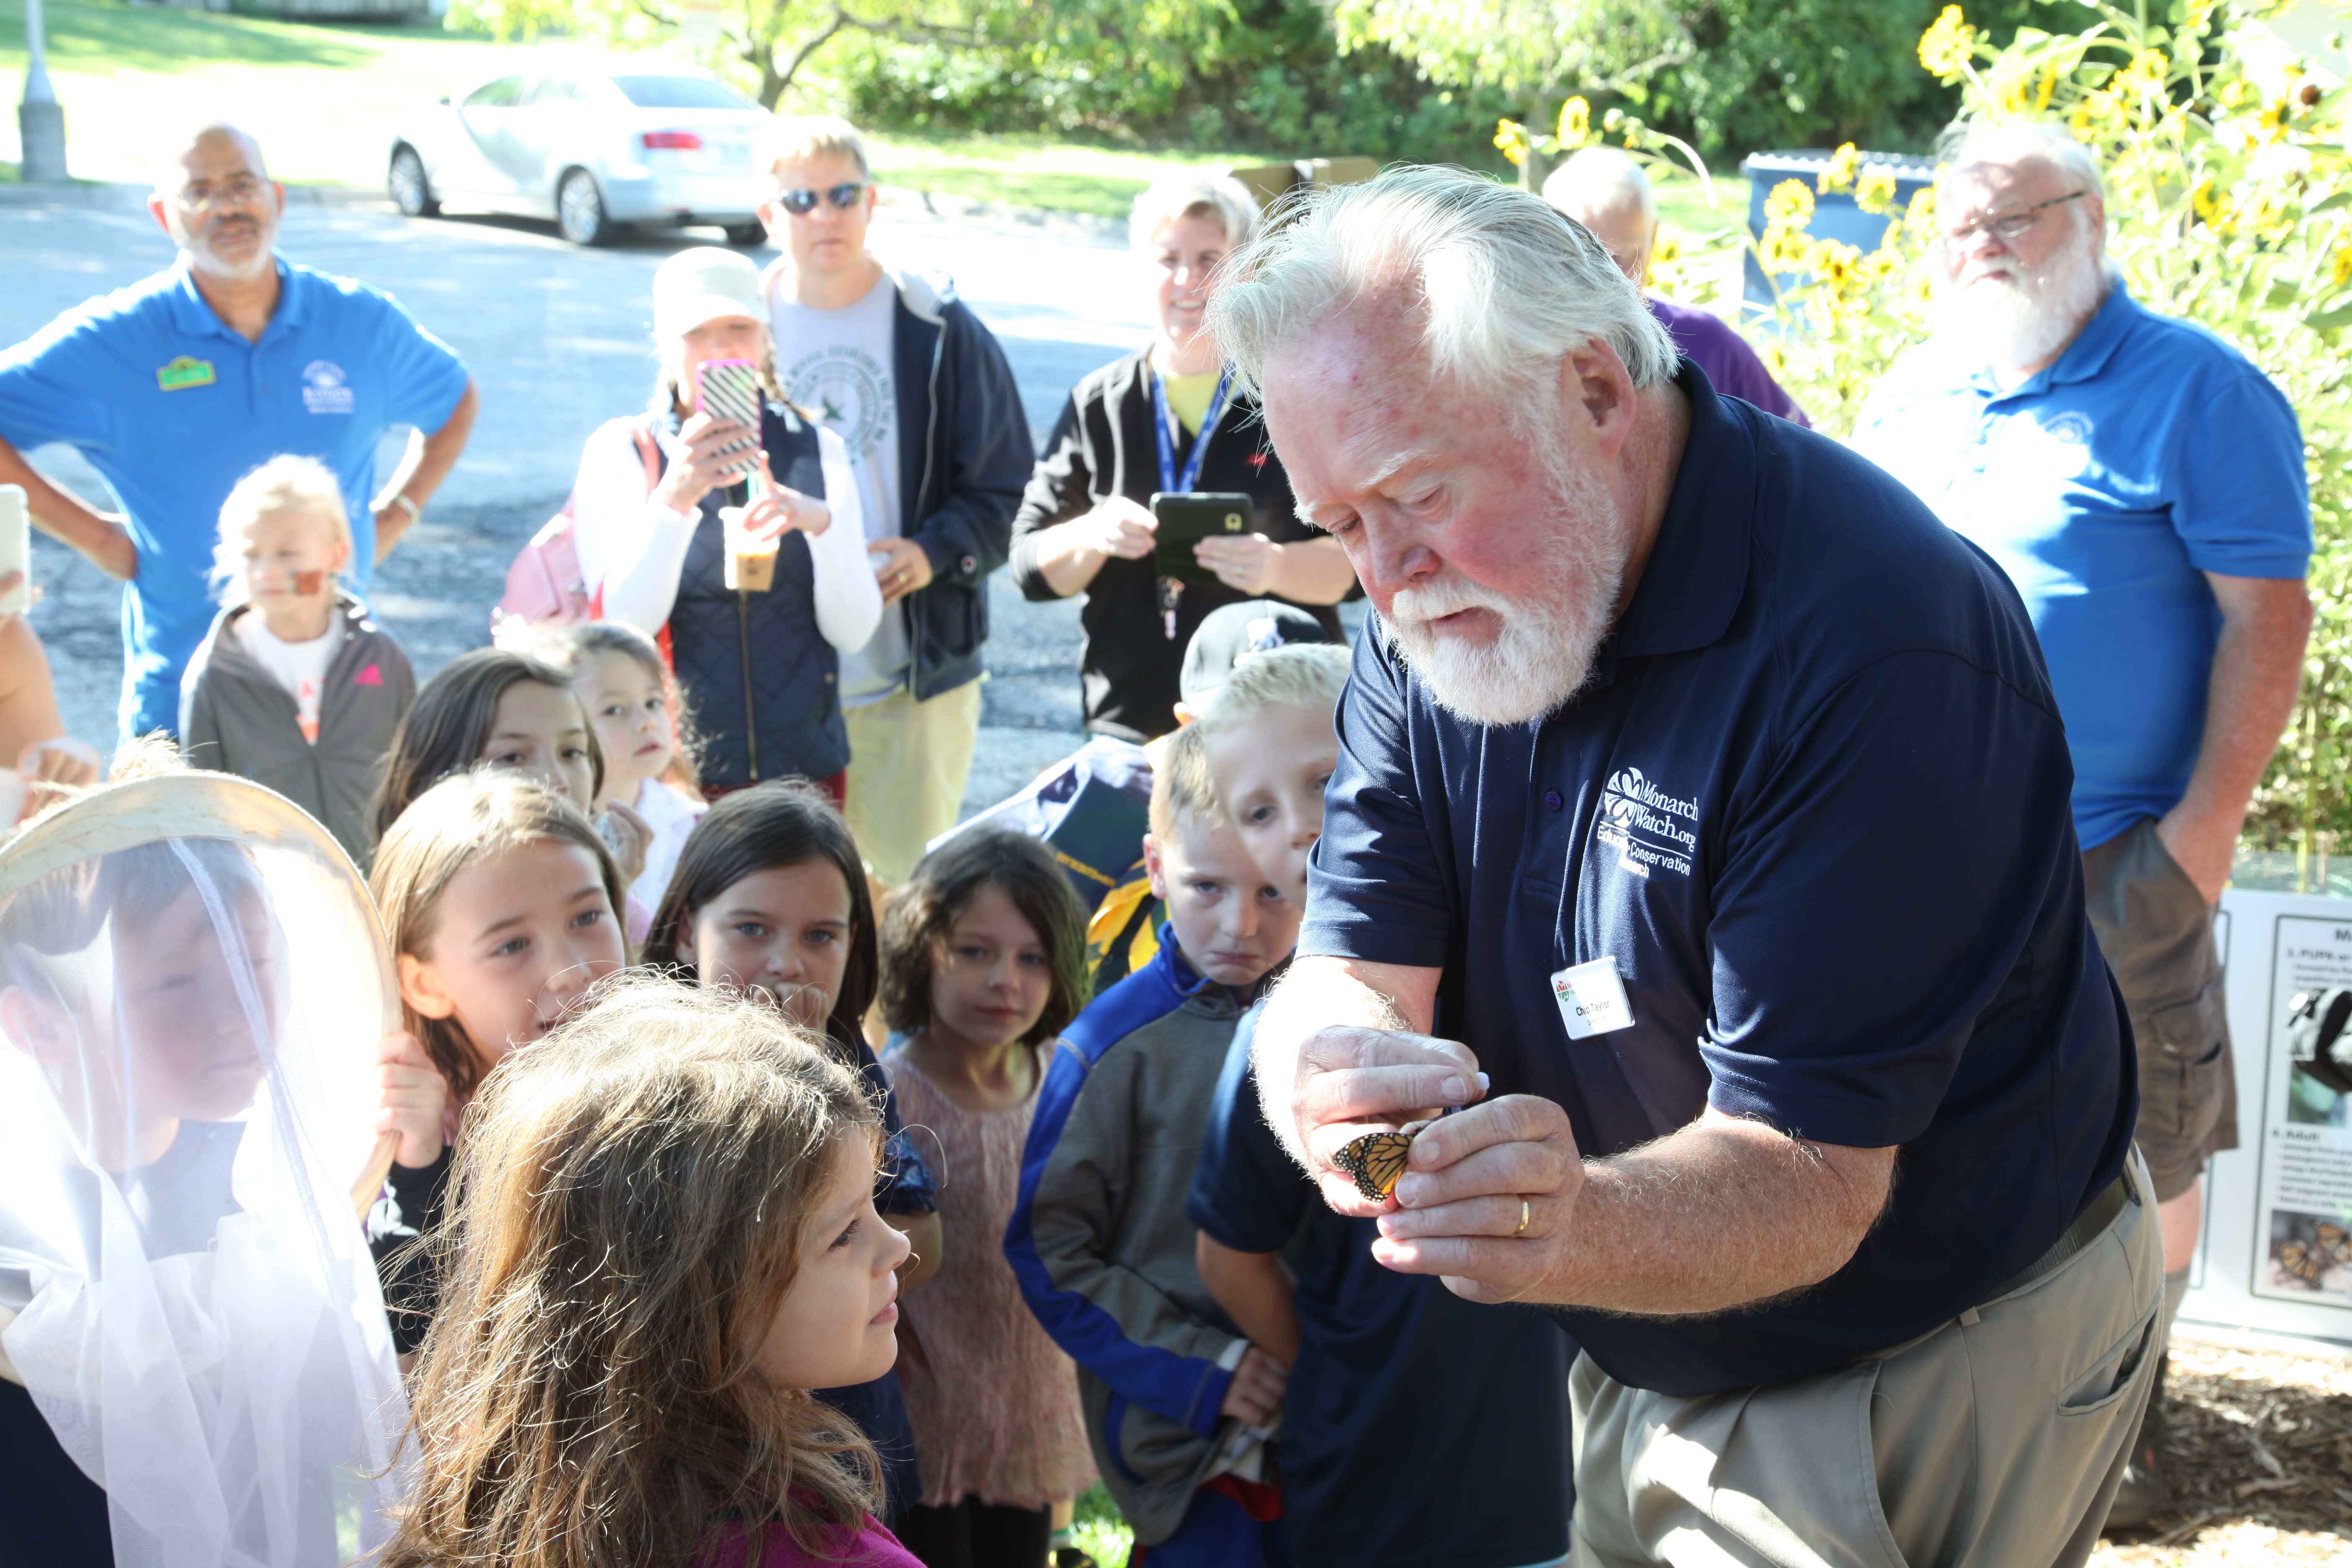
top-left (0, 785), bottom-right (410, 1568)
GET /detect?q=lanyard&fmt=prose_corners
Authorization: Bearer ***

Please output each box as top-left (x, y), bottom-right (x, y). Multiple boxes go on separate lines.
top-left (1150, 362), bottom-right (1236, 496)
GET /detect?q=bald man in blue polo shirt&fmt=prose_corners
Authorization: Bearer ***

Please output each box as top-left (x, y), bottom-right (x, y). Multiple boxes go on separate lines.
top-left (0, 122), bottom-right (477, 744)
top-left (1206, 167), bottom-right (2156, 1568)
top-left (1852, 123), bottom-right (2311, 1527)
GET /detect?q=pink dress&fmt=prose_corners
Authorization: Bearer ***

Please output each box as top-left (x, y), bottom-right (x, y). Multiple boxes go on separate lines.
top-left (881, 1043), bottom-right (1097, 1509)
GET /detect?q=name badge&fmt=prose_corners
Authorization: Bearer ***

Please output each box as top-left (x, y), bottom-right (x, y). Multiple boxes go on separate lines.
top-left (1551, 955), bottom-right (1634, 1039)
top-left (156, 356), bottom-right (215, 392)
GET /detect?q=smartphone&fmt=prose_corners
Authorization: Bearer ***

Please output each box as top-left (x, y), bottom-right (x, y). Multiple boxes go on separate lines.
top-left (1150, 492), bottom-right (1255, 587)
top-left (0, 486), bottom-right (28, 618)
top-left (693, 359), bottom-right (762, 481)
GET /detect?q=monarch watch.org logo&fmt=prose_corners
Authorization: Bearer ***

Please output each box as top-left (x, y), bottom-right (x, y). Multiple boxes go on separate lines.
top-left (1596, 766), bottom-right (1697, 878)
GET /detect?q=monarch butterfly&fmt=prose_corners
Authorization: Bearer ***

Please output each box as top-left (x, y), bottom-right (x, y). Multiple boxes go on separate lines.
top-left (1334, 1130), bottom-right (1416, 1202)
top-left (2318, 1220), bottom-right (2352, 1265)
top-left (2279, 1241), bottom-right (2325, 1285)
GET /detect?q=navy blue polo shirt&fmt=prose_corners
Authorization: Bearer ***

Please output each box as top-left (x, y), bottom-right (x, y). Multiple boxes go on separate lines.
top-left (1190, 1011), bottom-right (1572, 1568)
top-left (1303, 363), bottom-right (2136, 1397)
top-left (0, 253), bottom-right (469, 738)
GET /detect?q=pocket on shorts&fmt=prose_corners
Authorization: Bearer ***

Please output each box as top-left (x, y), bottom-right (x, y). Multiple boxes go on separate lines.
top-left (2058, 1300), bottom-right (2161, 1419)
top-left (2141, 983), bottom-right (2228, 1142)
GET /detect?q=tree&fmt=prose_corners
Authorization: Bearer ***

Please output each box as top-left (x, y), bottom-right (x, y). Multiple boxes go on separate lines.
top-left (1328, 0), bottom-right (1692, 105)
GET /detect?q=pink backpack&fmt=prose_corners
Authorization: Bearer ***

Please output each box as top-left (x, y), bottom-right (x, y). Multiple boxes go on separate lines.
top-left (491, 418), bottom-right (662, 650)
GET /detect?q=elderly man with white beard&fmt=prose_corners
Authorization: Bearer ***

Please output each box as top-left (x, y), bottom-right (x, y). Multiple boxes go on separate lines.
top-left (1851, 122), bottom-right (2311, 1528)
top-left (0, 122), bottom-right (477, 745)
top-left (1207, 163), bottom-right (2157, 1568)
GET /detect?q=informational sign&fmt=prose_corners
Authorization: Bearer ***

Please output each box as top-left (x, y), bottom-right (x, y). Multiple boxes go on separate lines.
top-left (2181, 890), bottom-right (2352, 1344)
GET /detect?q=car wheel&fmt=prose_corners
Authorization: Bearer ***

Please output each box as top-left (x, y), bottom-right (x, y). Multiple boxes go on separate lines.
top-left (388, 145), bottom-right (438, 217)
top-left (557, 168), bottom-right (616, 246)
top-left (723, 220), bottom-right (766, 247)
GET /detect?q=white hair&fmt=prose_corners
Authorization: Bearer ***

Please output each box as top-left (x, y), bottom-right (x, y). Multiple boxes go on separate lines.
top-left (1541, 147), bottom-right (1656, 230)
top-left (1130, 170), bottom-right (1261, 254)
top-left (1942, 120), bottom-right (2107, 207)
top-left (1205, 165), bottom-right (1679, 407)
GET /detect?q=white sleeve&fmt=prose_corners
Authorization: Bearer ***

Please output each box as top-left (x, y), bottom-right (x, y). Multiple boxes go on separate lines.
top-left (570, 421), bottom-right (700, 634)
top-left (808, 426), bottom-right (885, 653)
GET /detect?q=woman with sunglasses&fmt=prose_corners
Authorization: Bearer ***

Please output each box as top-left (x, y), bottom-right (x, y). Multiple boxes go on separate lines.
top-left (566, 246), bottom-right (882, 804)
top-left (1008, 172), bottom-right (1358, 744)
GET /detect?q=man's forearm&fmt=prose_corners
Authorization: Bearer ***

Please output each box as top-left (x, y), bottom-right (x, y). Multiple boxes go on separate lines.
top-left (2177, 575), bottom-right (2310, 828)
top-left (373, 380), bottom-right (478, 560)
top-left (0, 435), bottom-right (134, 580)
top-left (1521, 1111), bottom-right (1894, 1315)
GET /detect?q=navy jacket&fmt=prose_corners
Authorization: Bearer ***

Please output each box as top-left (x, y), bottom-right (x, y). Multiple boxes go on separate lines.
top-left (660, 401), bottom-right (847, 788)
top-left (883, 270), bottom-right (1033, 700)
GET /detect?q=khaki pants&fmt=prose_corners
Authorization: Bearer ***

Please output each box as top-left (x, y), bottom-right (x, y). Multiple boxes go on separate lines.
top-left (843, 679), bottom-right (983, 886)
top-left (1572, 1153), bottom-right (2162, 1568)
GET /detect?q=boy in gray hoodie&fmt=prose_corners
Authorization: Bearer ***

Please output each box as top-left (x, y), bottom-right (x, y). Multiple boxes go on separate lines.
top-left (180, 455), bottom-right (414, 862)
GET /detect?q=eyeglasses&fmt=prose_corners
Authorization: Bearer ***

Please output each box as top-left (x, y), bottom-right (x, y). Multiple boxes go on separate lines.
top-left (173, 175), bottom-right (267, 213)
top-left (771, 183), bottom-right (867, 216)
top-left (1940, 190), bottom-right (2088, 249)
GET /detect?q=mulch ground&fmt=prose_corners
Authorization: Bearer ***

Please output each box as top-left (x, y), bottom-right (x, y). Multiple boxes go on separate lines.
top-left (2092, 1338), bottom-right (2352, 1565)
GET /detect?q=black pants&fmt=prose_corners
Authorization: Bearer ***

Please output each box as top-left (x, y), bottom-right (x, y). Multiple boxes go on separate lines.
top-left (893, 1496), bottom-right (1052, 1568)
top-left (0, 1378), bottom-right (113, 1568)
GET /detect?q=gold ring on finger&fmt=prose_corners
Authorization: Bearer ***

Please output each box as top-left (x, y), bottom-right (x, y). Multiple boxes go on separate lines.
top-left (1514, 1197), bottom-right (1531, 1237)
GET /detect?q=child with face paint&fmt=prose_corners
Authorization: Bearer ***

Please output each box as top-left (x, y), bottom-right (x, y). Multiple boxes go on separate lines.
top-left (180, 454), bottom-right (417, 862)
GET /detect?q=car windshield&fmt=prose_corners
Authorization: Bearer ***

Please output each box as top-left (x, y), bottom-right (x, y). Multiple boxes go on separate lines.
top-left (610, 76), bottom-right (757, 111)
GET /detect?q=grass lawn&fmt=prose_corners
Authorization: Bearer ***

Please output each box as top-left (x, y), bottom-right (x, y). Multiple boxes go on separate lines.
top-left (1069, 1480), bottom-right (1132, 1565)
top-left (865, 130), bottom-right (1262, 220)
top-left (0, 0), bottom-right (550, 186)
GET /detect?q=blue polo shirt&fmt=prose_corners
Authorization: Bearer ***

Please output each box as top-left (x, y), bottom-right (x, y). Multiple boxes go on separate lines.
top-left (1304, 364), bottom-right (2136, 1398)
top-left (0, 253), bottom-right (469, 739)
top-left (1190, 1011), bottom-right (1572, 1568)
top-left (1850, 284), bottom-right (2310, 851)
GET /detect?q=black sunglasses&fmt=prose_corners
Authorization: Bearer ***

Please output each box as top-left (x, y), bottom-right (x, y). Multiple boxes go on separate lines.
top-left (772, 182), bottom-right (867, 216)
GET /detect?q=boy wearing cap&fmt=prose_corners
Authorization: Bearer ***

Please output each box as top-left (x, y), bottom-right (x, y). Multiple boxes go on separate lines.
top-left (758, 115), bottom-right (1032, 883)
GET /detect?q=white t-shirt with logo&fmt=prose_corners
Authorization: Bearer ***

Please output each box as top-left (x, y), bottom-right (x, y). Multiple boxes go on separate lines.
top-left (770, 273), bottom-right (908, 708)
top-left (235, 612), bottom-right (340, 744)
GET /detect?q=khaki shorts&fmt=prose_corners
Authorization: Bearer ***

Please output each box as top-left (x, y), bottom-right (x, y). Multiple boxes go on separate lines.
top-left (2080, 816), bottom-right (2238, 1202)
top-left (843, 679), bottom-right (983, 887)
top-left (1571, 1153), bottom-right (2163, 1568)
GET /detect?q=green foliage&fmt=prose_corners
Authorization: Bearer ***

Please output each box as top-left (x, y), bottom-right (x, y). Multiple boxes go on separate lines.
top-left (1621, 0), bottom-right (2352, 852)
top-left (1327, 0), bottom-right (1692, 101)
top-left (821, 0), bottom-right (1520, 165)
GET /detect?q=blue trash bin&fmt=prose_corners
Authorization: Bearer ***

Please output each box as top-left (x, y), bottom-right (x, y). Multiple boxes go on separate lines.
top-left (1738, 149), bottom-right (1938, 314)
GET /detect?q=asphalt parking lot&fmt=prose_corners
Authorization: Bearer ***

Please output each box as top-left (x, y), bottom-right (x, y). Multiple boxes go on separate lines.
top-left (0, 186), bottom-right (1166, 814)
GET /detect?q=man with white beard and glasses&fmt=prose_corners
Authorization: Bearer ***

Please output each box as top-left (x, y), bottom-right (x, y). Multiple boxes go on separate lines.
top-left (1852, 122), bottom-right (2311, 1529)
top-left (0, 122), bottom-right (477, 745)
top-left (1207, 163), bottom-right (2156, 1568)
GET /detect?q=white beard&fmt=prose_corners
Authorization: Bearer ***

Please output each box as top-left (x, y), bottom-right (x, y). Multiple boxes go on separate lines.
top-left (1933, 232), bottom-right (2108, 376)
top-left (1385, 458), bottom-right (1627, 727)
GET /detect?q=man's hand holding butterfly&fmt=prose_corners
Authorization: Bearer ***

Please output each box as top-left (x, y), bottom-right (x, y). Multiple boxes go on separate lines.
top-left (1287, 1021), bottom-right (1586, 1305)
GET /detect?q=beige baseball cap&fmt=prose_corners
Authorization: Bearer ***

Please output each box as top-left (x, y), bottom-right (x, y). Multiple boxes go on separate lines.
top-left (652, 247), bottom-right (765, 339)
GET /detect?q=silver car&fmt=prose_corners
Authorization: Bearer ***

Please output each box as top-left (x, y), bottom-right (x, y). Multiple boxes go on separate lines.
top-left (387, 64), bottom-right (772, 247)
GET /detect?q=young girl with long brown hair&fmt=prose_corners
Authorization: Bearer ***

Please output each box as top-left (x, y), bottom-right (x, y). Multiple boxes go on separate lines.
top-left (643, 779), bottom-right (941, 1523)
top-left (364, 769), bottom-right (631, 1356)
top-left (383, 979), bottom-right (921, 1568)
top-left (877, 830), bottom-right (1098, 1568)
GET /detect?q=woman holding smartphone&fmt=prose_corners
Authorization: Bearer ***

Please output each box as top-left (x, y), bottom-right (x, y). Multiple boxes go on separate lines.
top-left (1009, 172), bottom-right (1356, 743)
top-left (569, 248), bottom-right (882, 801)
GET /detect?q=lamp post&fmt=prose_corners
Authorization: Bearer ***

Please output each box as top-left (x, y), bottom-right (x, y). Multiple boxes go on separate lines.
top-left (18, 0), bottom-right (69, 184)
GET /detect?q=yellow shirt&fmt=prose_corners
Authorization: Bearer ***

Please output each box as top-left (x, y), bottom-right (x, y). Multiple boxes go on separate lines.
top-left (1162, 370), bottom-right (1222, 435)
